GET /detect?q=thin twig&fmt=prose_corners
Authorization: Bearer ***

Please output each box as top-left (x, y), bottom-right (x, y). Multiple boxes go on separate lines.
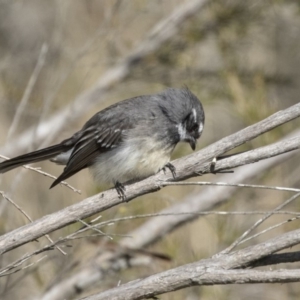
top-left (0, 255), bottom-right (47, 277)
top-left (241, 216), bottom-right (300, 245)
top-left (0, 191), bottom-right (67, 256)
top-left (221, 192), bottom-right (300, 254)
top-left (0, 191), bottom-right (33, 223)
top-left (85, 210), bottom-right (300, 230)
top-left (76, 219), bottom-right (113, 240)
top-left (0, 154), bottom-right (81, 194)
top-left (162, 181), bottom-right (300, 193)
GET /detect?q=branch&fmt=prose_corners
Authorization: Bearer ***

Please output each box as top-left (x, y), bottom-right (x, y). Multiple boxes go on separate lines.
top-left (82, 227), bottom-right (300, 300)
top-left (84, 269), bottom-right (300, 300)
top-left (0, 102), bottom-right (300, 254)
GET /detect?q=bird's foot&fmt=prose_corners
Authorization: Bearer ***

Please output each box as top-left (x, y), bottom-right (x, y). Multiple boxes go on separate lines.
top-left (162, 163), bottom-right (176, 179)
top-left (115, 181), bottom-right (127, 202)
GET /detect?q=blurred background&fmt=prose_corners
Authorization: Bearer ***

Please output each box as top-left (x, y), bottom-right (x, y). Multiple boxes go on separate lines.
top-left (0, 0), bottom-right (300, 299)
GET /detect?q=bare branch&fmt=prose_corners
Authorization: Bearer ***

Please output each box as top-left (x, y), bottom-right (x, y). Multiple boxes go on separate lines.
top-left (222, 192), bottom-right (300, 253)
top-left (0, 255), bottom-right (47, 277)
top-left (83, 269), bottom-right (300, 300)
top-left (81, 226), bottom-right (300, 299)
top-left (162, 181), bottom-right (300, 193)
top-left (240, 216), bottom-right (300, 245)
top-left (0, 191), bottom-right (66, 256)
top-left (0, 191), bottom-right (33, 223)
top-left (0, 154), bottom-right (81, 194)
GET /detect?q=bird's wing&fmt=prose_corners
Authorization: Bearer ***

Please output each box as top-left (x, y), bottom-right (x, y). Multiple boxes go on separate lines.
top-left (50, 114), bottom-right (132, 188)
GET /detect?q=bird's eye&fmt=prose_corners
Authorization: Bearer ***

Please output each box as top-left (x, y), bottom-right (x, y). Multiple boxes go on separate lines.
top-left (190, 123), bottom-right (198, 132)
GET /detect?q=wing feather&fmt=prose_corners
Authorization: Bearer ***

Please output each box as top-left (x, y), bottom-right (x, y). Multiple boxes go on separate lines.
top-left (50, 115), bottom-right (131, 188)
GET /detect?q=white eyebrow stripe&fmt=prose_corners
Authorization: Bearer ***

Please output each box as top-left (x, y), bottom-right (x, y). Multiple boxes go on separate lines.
top-left (199, 122), bottom-right (204, 133)
top-left (192, 108), bottom-right (197, 122)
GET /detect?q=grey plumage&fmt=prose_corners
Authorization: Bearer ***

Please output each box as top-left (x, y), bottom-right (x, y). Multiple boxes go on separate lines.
top-left (0, 88), bottom-right (205, 189)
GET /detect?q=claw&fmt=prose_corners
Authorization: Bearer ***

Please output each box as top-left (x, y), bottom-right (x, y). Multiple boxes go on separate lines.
top-left (115, 181), bottom-right (127, 202)
top-left (163, 163), bottom-right (176, 179)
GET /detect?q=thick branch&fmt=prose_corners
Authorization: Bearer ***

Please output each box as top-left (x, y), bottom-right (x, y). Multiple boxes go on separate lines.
top-left (83, 228), bottom-right (300, 300)
top-left (84, 269), bottom-right (300, 300)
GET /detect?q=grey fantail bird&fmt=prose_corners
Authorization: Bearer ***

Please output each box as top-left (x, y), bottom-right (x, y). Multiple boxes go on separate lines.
top-left (0, 88), bottom-right (205, 197)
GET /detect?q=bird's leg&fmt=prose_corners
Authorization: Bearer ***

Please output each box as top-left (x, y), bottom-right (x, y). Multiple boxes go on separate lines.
top-left (114, 181), bottom-right (127, 202)
top-left (162, 162), bottom-right (176, 179)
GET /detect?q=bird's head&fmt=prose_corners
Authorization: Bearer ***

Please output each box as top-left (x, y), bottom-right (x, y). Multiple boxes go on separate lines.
top-left (177, 104), bottom-right (204, 150)
top-left (158, 88), bottom-right (205, 150)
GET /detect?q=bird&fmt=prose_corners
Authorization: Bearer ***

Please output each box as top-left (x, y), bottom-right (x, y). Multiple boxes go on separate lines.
top-left (0, 88), bottom-right (205, 199)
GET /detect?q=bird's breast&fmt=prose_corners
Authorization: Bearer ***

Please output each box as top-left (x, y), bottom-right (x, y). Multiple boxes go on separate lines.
top-left (90, 137), bottom-right (174, 185)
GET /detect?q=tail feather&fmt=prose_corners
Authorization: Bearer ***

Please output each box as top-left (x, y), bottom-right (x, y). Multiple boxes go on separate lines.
top-left (0, 144), bottom-right (68, 173)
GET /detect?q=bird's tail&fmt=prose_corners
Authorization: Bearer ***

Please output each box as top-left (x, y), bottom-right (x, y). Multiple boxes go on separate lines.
top-left (0, 144), bottom-right (68, 173)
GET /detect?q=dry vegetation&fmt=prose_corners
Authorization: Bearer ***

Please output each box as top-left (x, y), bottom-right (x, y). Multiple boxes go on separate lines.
top-left (1, 1), bottom-right (300, 299)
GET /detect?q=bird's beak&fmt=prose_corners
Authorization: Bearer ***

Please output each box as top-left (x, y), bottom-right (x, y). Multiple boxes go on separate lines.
top-left (189, 138), bottom-right (196, 151)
